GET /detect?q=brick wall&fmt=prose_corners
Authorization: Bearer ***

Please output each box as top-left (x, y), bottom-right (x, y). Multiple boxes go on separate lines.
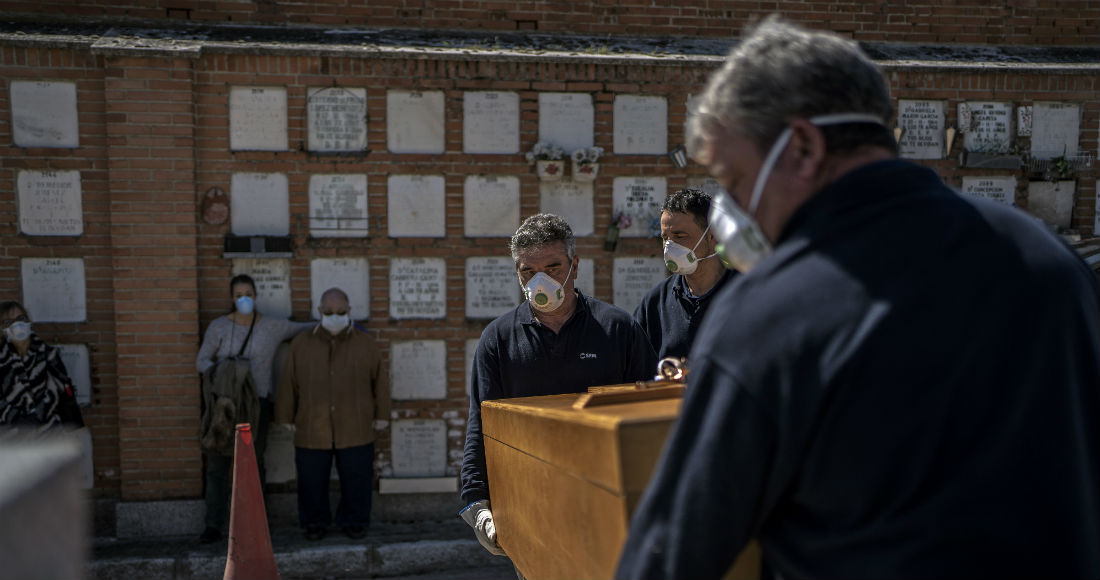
top-left (1, 0), bottom-right (1097, 46)
top-left (0, 34), bottom-right (1097, 502)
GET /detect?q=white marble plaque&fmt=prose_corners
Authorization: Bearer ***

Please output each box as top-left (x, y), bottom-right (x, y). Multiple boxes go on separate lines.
top-left (391, 419), bottom-right (447, 476)
top-left (231, 172), bottom-right (289, 235)
top-left (1017, 106), bottom-right (1033, 137)
top-left (613, 95), bottom-right (668, 155)
top-left (390, 257), bottom-right (446, 319)
top-left (463, 91), bottom-right (520, 154)
top-left (21, 258), bottom-right (85, 322)
top-left (307, 87), bottom-right (367, 152)
top-left (464, 175), bottom-right (520, 237)
top-left (10, 80), bottom-right (79, 148)
top-left (575, 258), bottom-right (595, 299)
top-left (310, 258), bottom-right (370, 320)
top-left (388, 174), bottom-right (446, 237)
top-left (465, 257), bottom-right (521, 319)
top-left (390, 341), bottom-right (447, 400)
top-left (538, 93), bottom-right (594, 153)
top-left (387, 90), bottom-right (445, 154)
top-left (613, 258), bottom-right (667, 314)
top-left (17, 169), bottom-right (82, 236)
top-left (897, 100), bottom-right (945, 159)
top-left (539, 181), bottom-right (594, 236)
top-left (613, 177), bottom-right (666, 238)
top-left (465, 338), bottom-right (478, 398)
top-left (309, 174), bottom-right (368, 237)
top-left (232, 259), bottom-right (292, 319)
top-left (960, 102), bottom-right (1013, 153)
top-left (1030, 102), bottom-right (1080, 159)
top-left (686, 177), bottom-right (722, 197)
top-left (56, 344), bottom-right (91, 407)
top-left (960, 176), bottom-right (1016, 206)
top-left (1027, 180), bottom-right (1075, 229)
top-left (229, 86), bottom-right (287, 151)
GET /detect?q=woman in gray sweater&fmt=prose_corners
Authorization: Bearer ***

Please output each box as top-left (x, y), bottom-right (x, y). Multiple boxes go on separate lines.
top-left (195, 274), bottom-right (313, 543)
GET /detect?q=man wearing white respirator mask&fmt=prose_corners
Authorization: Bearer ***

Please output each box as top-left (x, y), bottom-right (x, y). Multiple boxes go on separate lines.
top-left (633, 188), bottom-right (737, 360)
top-left (617, 16), bottom-right (1098, 580)
top-left (461, 213), bottom-right (657, 562)
top-left (275, 287), bottom-right (390, 542)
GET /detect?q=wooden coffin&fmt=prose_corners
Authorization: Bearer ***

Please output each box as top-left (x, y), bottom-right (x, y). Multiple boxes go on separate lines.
top-left (482, 385), bottom-right (760, 579)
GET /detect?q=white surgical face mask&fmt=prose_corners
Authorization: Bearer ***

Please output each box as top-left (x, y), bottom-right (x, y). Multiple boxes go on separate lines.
top-left (710, 113), bottom-right (886, 273)
top-left (663, 223), bottom-right (716, 275)
top-left (235, 295), bottom-right (254, 315)
top-left (521, 260), bottom-right (574, 313)
top-left (321, 313), bottom-right (350, 334)
top-left (3, 321), bottom-right (32, 343)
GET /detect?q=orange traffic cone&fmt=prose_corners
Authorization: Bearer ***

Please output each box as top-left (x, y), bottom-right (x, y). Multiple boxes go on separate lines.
top-left (223, 423), bottom-right (280, 580)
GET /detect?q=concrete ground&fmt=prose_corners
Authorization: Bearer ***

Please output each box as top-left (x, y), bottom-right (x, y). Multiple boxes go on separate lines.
top-left (89, 519), bottom-right (514, 580)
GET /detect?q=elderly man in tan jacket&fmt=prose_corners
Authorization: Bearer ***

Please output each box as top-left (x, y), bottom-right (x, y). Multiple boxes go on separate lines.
top-left (275, 287), bottom-right (390, 541)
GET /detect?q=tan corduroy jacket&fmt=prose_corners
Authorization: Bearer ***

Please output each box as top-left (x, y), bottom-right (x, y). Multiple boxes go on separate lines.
top-left (274, 324), bottom-right (390, 450)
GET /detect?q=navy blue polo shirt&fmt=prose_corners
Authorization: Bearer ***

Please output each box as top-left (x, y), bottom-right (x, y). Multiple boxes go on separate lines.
top-left (633, 269), bottom-right (737, 360)
top-left (616, 160), bottom-right (1100, 579)
top-left (460, 290), bottom-right (657, 505)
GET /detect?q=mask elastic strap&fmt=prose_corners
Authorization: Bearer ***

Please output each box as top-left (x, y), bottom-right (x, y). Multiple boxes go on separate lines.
top-left (689, 223), bottom-right (712, 253)
top-left (747, 113), bottom-right (886, 215)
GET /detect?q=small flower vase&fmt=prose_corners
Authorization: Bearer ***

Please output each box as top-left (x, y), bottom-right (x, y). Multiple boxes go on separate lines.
top-left (573, 161), bottom-right (599, 182)
top-left (536, 160), bottom-right (564, 181)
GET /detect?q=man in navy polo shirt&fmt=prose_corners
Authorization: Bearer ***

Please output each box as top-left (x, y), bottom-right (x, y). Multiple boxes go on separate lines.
top-left (633, 188), bottom-right (737, 360)
top-left (460, 213), bottom-right (657, 558)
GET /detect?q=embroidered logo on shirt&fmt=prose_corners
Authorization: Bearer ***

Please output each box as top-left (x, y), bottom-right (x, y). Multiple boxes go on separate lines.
top-left (579, 352), bottom-right (597, 360)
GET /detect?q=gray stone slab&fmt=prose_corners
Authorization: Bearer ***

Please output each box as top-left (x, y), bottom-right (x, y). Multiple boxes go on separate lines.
top-left (391, 419), bottom-right (447, 477)
top-left (613, 95), bottom-right (668, 155)
top-left (309, 173), bottom-right (369, 237)
top-left (1027, 180), bottom-right (1076, 229)
top-left (87, 557), bottom-right (176, 580)
top-left (612, 177), bottom-right (666, 238)
top-left (613, 257), bottom-right (667, 313)
top-left (373, 539), bottom-right (500, 578)
top-left (229, 86), bottom-right (287, 151)
top-left (116, 499), bottom-right (204, 538)
top-left (539, 180), bottom-right (593, 236)
top-left (17, 169), bottom-right (83, 236)
top-left (463, 91), bottom-right (520, 154)
top-left (10, 80), bottom-right (79, 148)
top-left (21, 257), bottom-right (86, 322)
top-left (56, 343), bottom-right (91, 406)
top-left (276, 544), bottom-right (372, 579)
top-left (538, 92), bottom-right (594, 153)
top-left (1031, 102), bottom-right (1080, 158)
top-left (390, 342), bottom-right (447, 400)
top-left (575, 258), bottom-right (595, 299)
top-left (897, 99), bottom-right (945, 160)
top-left (464, 175), bottom-right (520, 237)
top-left (465, 257), bottom-right (520, 319)
top-left (230, 172), bottom-right (290, 236)
top-left (388, 174), bottom-right (446, 237)
top-left (387, 90), bottom-right (445, 154)
top-left (960, 176), bottom-right (1016, 206)
top-left (389, 258), bottom-right (446, 319)
top-left (960, 101), bottom-right (1013, 153)
top-left (307, 86), bottom-right (368, 152)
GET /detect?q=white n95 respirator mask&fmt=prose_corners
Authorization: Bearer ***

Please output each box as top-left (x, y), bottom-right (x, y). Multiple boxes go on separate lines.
top-left (663, 224), bottom-right (716, 275)
top-left (521, 261), bottom-right (573, 313)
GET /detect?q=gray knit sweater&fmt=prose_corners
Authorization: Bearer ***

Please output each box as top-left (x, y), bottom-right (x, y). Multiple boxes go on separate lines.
top-left (196, 315), bottom-right (314, 398)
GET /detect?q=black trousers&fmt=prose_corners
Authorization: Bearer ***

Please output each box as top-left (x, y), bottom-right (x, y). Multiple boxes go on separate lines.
top-left (293, 442), bottom-right (374, 528)
top-left (203, 398), bottom-right (272, 530)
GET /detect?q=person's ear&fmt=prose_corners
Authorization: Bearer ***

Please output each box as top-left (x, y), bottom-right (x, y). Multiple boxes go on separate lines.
top-left (787, 118), bottom-right (827, 179)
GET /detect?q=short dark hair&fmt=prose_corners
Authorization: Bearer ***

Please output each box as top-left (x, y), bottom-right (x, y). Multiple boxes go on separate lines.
top-left (229, 274), bottom-right (256, 295)
top-left (662, 188), bottom-right (712, 230)
top-left (510, 213), bottom-right (576, 265)
top-left (0, 301), bottom-right (27, 319)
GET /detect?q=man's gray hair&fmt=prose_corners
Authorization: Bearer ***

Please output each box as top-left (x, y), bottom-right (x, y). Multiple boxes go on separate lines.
top-left (687, 15), bottom-right (894, 158)
top-left (509, 213), bottom-right (576, 265)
